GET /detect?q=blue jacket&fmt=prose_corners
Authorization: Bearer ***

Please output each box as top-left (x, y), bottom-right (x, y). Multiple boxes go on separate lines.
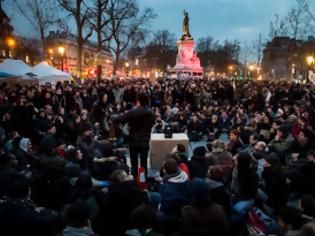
top-left (160, 170), bottom-right (191, 216)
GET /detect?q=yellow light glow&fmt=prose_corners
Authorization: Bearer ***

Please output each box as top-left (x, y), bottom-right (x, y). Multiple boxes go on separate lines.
top-left (48, 48), bottom-right (53, 54)
top-left (228, 65), bottom-right (233, 71)
top-left (307, 56), bottom-right (314, 66)
top-left (125, 62), bottom-right (129, 68)
top-left (7, 38), bottom-right (16, 47)
top-left (58, 46), bottom-right (65, 56)
top-left (248, 65), bottom-right (255, 71)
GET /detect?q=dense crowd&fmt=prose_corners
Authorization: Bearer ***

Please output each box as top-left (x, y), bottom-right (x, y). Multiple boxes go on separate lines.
top-left (1, 77), bottom-right (315, 236)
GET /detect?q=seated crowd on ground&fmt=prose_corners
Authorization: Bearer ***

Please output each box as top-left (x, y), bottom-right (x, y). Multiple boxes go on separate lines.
top-left (1, 77), bottom-right (315, 236)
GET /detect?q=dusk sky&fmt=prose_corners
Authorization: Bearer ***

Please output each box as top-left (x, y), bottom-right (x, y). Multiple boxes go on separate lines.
top-left (3, 0), bottom-right (315, 44)
top-left (139, 0), bottom-right (315, 43)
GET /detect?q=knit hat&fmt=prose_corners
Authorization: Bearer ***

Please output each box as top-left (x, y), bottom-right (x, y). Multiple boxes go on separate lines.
top-left (193, 146), bottom-right (207, 157)
top-left (192, 178), bottom-right (211, 202)
top-left (19, 138), bottom-right (30, 152)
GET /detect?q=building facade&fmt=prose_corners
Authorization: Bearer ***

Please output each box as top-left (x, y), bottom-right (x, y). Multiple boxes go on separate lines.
top-left (45, 31), bottom-right (113, 77)
top-left (262, 36), bottom-right (315, 81)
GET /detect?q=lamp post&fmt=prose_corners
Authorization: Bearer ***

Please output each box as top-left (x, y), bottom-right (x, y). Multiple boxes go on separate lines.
top-left (228, 65), bottom-right (233, 79)
top-left (125, 62), bottom-right (129, 77)
top-left (306, 55), bottom-right (314, 82)
top-left (48, 48), bottom-right (53, 62)
top-left (58, 45), bottom-right (65, 71)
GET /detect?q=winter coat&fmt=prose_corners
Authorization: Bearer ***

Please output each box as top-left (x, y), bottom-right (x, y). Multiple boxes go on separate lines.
top-left (114, 106), bottom-right (155, 148)
top-left (160, 170), bottom-right (191, 216)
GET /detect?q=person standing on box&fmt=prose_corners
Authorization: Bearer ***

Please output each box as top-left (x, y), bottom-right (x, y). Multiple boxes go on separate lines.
top-left (114, 93), bottom-right (155, 178)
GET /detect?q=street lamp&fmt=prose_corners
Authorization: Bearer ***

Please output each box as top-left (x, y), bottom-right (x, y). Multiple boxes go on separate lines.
top-left (58, 45), bottom-right (65, 71)
top-left (7, 37), bottom-right (16, 48)
top-left (48, 48), bottom-right (53, 61)
top-left (6, 37), bottom-right (16, 58)
top-left (228, 65), bottom-right (233, 79)
top-left (125, 62), bottom-right (129, 76)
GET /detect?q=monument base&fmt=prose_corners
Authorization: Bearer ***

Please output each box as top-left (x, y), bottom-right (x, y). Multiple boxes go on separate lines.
top-left (168, 38), bottom-right (203, 78)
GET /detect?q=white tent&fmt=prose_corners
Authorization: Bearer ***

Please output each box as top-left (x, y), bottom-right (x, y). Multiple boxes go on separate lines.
top-left (31, 62), bottom-right (71, 84)
top-left (0, 59), bottom-right (32, 76)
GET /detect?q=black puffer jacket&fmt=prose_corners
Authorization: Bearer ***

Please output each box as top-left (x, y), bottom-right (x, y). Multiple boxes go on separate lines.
top-left (114, 106), bottom-right (155, 148)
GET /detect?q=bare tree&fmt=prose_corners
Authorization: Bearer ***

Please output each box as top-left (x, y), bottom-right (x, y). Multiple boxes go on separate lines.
top-left (89, 0), bottom-right (111, 80)
top-left (251, 33), bottom-right (263, 66)
top-left (107, 0), bottom-right (156, 75)
top-left (269, 14), bottom-right (287, 39)
top-left (269, 0), bottom-right (313, 40)
top-left (196, 36), bottom-right (214, 53)
top-left (150, 30), bottom-right (176, 49)
top-left (58, 0), bottom-right (93, 77)
top-left (284, 0), bottom-right (309, 39)
top-left (13, 0), bottom-right (59, 59)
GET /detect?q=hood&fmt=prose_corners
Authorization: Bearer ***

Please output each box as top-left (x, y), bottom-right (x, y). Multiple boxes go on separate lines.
top-left (164, 170), bottom-right (188, 184)
top-left (19, 138), bottom-right (30, 152)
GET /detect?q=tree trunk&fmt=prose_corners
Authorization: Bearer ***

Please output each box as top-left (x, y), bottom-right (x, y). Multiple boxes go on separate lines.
top-left (113, 51), bottom-right (120, 76)
top-left (40, 28), bottom-right (46, 60)
top-left (77, 22), bottom-right (83, 77)
top-left (97, 30), bottom-right (102, 82)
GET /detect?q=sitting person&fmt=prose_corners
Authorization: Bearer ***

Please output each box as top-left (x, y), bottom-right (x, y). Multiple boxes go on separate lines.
top-left (63, 200), bottom-right (96, 236)
top-left (260, 155), bottom-right (288, 210)
top-left (204, 114), bottom-right (222, 142)
top-left (126, 204), bottom-right (163, 236)
top-left (187, 114), bottom-right (204, 141)
top-left (207, 140), bottom-right (225, 163)
top-left (160, 158), bottom-right (191, 218)
top-left (182, 178), bottom-right (229, 236)
top-left (0, 173), bottom-right (59, 236)
top-left (171, 143), bottom-right (189, 164)
top-left (288, 129), bottom-right (314, 162)
top-left (187, 146), bottom-right (214, 179)
top-left (278, 206), bottom-right (305, 236)
top-left (231, 152), bottom-right (258, 215)
top-left (205, 165), bottom-right (231, 216)
top-left (268, 125), bottom-right (294, 161)
top-left (226, 129), bottom-right (244, 156)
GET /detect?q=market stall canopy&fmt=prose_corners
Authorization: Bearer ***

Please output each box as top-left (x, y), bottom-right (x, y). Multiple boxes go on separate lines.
top-left (0, 59), bottom-right (32, 76)
top-left (31, 62), bottom-right (71, 84)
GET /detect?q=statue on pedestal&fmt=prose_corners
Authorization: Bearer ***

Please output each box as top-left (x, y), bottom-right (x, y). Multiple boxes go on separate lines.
top-left (182, 10), bottom-right (191, 39)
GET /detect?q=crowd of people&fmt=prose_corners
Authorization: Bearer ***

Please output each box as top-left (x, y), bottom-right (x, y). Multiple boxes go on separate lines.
top-left (0, 77), bottom-right (315, 236)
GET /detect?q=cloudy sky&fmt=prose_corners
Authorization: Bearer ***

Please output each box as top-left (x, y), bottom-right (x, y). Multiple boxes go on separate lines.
top-left (3, 0), bottom-right (315, 44)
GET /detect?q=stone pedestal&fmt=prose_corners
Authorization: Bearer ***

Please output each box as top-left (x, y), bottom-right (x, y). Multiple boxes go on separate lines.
top-left (169, 38), bottom-right (203, 77)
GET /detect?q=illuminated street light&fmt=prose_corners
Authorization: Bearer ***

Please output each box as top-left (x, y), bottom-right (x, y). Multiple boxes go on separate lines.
top-left (58, 45), bottom-right (65, 56)
top-left (48, 48), bottom-right (53, 54)
top-left (306, 55), bottom-right (314, 82)
top-left (307, 55), bottom-right (314, 66)
top-left (248, 65), bottom-right (255, 71)
top-left (7, 37), bottom-right (16, 48)
top-left (58, 45), bottom-right (65, 71)
top-left (125, 62), bottom-right (129, 77)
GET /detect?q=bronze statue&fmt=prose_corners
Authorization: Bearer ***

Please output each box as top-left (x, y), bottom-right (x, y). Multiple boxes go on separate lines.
top-left (183, 10), bottom-right (191, 37)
